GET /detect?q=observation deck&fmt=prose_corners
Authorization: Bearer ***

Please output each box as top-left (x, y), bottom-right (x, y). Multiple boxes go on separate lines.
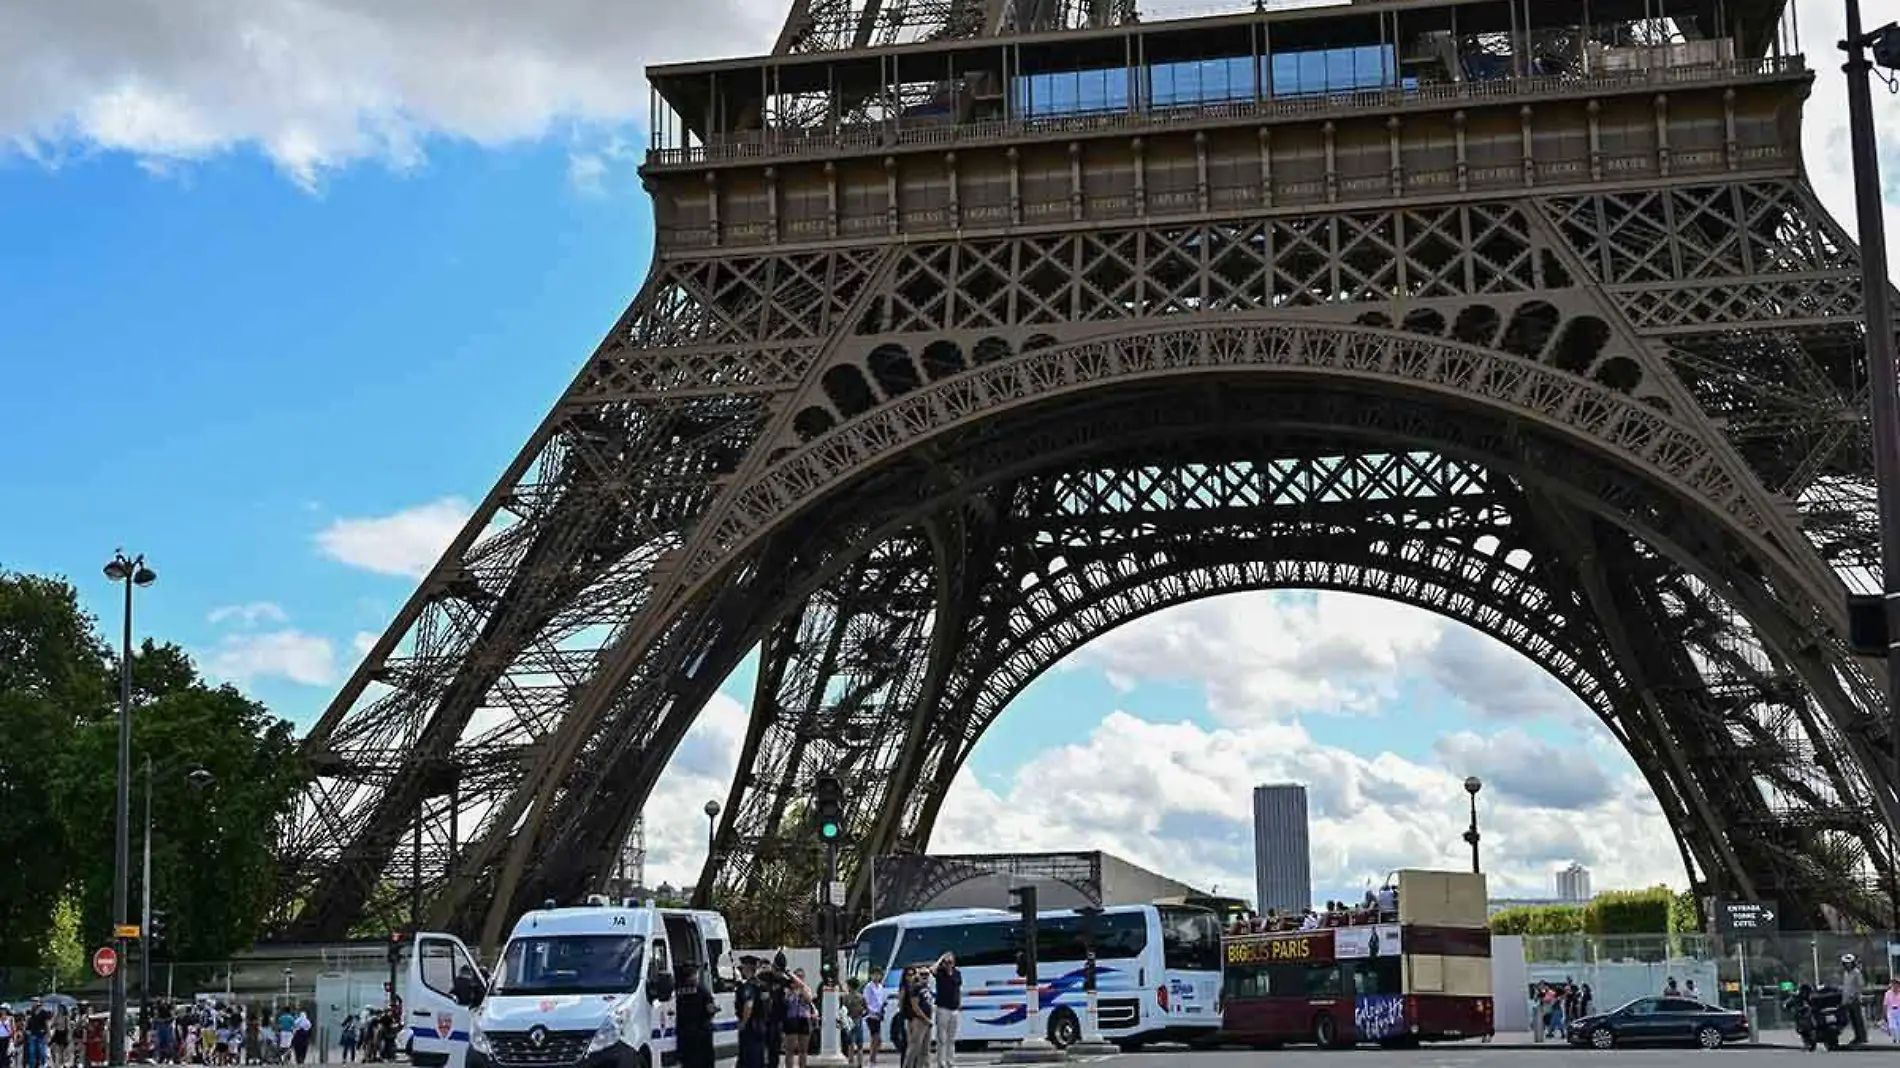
top-left (639, 0), bottom-right (1811, 251)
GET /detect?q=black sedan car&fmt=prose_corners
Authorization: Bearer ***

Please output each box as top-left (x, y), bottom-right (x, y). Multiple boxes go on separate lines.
top-left (1566, 996), bottom-right (1751, 1049)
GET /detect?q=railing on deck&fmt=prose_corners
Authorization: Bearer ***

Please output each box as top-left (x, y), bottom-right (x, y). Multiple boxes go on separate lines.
top-left (647, 55), bottom-right (1806, 168)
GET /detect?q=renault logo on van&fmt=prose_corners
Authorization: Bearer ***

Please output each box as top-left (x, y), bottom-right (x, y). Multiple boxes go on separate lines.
top-left (528, 1027), bottom-right (548, 1049)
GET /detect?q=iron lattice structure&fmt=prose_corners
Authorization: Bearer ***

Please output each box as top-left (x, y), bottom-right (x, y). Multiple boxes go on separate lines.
top-left (279, 0), bottom-right (1897, 949)
top-left (872, 853), bottom-right (1108, 916)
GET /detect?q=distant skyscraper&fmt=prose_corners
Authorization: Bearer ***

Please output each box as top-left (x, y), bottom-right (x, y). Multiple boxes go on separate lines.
top-left (1555, 862), bottom-right (1592, 902)
top-left (1252, 784), bottom-right (1312, 914)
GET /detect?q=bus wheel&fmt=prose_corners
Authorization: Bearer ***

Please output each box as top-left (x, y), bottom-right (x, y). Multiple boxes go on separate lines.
top-left (1312, 1015), bottom-right (1339, 1048)
top-left (1047, 1009), bottom-right (1080, 1049)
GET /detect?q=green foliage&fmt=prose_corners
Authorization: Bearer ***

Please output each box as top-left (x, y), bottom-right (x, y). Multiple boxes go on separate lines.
top-left (1489, 904), bottom-right (1585, 935)
top-left (42, 897), bottom-right (86, 988)
top-left (0, 571), bottom-right (110, 968)
top-left (1583, 887), bottom-right (1674, 935)
top-left (0, 567), bottom-right (306, 967)
top-left (1668, 889), bottom-right (1702, 934)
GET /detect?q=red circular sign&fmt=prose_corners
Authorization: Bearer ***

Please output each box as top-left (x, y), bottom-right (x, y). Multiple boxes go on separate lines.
top-left (92, 947), bottom-right (118, 978)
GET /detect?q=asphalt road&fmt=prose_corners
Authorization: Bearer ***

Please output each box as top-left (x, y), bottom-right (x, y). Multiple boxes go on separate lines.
top-left (1066, 1048), bottom-right (1885, 1065)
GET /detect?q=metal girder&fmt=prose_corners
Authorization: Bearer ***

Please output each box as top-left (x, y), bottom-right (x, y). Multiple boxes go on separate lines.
top-left (277, 145), bottom-right (1898, 943)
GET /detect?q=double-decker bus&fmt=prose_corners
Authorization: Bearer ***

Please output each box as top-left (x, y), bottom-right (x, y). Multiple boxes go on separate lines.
top-left (849, 902), bottom-right (1225, 1049)
top-left (1218, 869), bottom-right (1492, 1048)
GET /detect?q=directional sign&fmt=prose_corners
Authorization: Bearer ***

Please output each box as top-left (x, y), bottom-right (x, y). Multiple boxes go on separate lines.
top-left (1716, 900), bottom-right (1779, 935)
top-left (115, 924), bottom-right (141, 939)
top-left (92, 947), bottom-right (119, 978)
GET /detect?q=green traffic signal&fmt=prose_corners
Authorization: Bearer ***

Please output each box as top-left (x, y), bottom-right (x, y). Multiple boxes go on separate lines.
top-left (820, 820), bottom-right (841, 839)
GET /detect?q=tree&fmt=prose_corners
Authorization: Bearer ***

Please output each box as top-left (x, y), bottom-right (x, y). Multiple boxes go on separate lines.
top-left (0, 571), bottom-right (111, 970)
top-left (1582, 887), bottom-right (1674, 935)
top-left (1668, 889), bottom-right (1702, 934)
top-left (50, 642), bottom-right (305, 961)
top-left (1490, 904), bottom-right (1585, 935)
top-left (42, 896), bottom-right (86, 990)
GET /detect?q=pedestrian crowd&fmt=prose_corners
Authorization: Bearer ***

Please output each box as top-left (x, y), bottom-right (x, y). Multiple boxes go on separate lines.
top-left (133, 999), bottom-right (312, 1065)
top-left (1530, 978), bottom-right (1594, 1037)
top-left (0, 997), bottom-right (101, 1068)
top-left (725, 950), bottom-right (962, 1068)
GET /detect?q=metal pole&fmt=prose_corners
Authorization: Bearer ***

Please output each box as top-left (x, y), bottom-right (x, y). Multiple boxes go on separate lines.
top-left (141, 757), bottom-right (153, 1045)
top-left (1842, 0), bottom-right (1900, 925)
top-left (1467, 794), bottom-right (1481, 874)
top-left (111, 572), bottom-right (133, 1067)
top-left (813, 841), bottom-right (845, 1068)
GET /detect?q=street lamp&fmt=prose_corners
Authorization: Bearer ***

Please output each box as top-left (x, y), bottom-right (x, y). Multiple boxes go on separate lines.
top-left (1462, 776), bottom-right (1483, 875)
top-left (104, 550), bottom-right (155, 1067)
top-left (140, 762), bottom-right (212, 1042)
top-left (703, 799), bottom-right (721, 856)
top-left (1840, 0), bottom-right (1900, 922)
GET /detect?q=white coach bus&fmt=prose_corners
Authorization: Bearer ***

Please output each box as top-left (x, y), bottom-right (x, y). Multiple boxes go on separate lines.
top-left (847, 903), bottom-right (1224, 1049)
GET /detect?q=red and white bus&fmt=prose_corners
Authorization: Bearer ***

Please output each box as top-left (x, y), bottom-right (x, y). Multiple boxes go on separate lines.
top-left (1218, 869), bottom-right (1493, 1048)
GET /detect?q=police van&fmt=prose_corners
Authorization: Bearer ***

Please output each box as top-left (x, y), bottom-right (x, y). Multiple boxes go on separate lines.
top-left (399, 899), bottom-right (738, 1068)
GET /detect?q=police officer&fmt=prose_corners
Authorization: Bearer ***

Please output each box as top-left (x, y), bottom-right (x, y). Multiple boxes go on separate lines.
top-left (675, 965), bottom-right (717, 1068)
top-left (737, 957), bottom-right (769, 1068)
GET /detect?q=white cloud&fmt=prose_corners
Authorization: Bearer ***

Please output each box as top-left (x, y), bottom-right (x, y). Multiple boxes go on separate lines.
top-left (2, 0), bottom-right (1888, 249)
top-left (926, 711), bottom-right (1681, 905)
top-left (628, 692), bottom-right (751, 892)
top-left (0, 0), bottom-right (784, 185)
top-left (351, 631), bottom-right (379, 656)
top-left (1064, 591), bottom-right (1584, 726)
top-left (204, 629), bottom-right (339, 687)
top-left (633, 594), bottom-right (1684, 903)
top-left (206, 601), bottom-right (289, 627)
top-left (315, 497), bottom-right (472, 578)
top-left (1793, 2), bottom-right (1900, 273)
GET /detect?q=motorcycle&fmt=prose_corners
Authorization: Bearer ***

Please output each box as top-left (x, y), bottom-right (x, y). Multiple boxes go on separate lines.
top-left (1785, 986), bottom-right (1845, 1052)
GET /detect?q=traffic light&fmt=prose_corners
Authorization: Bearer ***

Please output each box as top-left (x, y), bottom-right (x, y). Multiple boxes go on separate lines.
top-left (1076, 906), bottom-right (1103, 992)
top-left (1848, 594), bottom-right (1888, 657)
top-left (1874, 24), bottom-right (1900, 71)
top-left (386, 931), bottom-right (406, 965)
top-left (813, 775), bottom-right (844, 842)
top-left (1009, 886), bottom-right (1038, 980)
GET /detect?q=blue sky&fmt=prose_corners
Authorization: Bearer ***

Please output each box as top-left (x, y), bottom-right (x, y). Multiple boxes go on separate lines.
top-left (3, 0), bottom-right (1894, 904)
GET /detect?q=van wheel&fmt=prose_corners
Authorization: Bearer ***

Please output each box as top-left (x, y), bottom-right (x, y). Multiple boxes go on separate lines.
top-left (1047, 1009), bottom-right (1080, 1048)
top-left (1312, 1014), bottom-right (1338, 1048)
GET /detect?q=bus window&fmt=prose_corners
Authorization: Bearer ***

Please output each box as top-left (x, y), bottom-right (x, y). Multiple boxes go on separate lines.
top-left (1046, 912), bottom-right (1147, 959)
top-left (1157, 907), bottom-right (1222, 972)
top-left (1301, 963), bottom-right (1344, 998)
top-left (852, 925), bottom-right (899, 985)
top-left (1348, 958), bottom-right (1402, 996)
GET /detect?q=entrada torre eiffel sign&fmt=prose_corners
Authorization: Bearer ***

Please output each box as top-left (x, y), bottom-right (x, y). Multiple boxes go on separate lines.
top-left (280, 0), bottom-right (1893, 947)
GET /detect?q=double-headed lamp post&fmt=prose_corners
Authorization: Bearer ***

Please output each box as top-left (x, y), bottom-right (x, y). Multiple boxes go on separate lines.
top-left (1462, 776), bottom-right (1484, 875)
top-left (105, 550), bottom-right (156, 1067)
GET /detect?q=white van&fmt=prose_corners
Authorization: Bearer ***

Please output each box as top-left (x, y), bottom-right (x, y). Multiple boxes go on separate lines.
top-left (445, 901), bottom-right (738, 1068)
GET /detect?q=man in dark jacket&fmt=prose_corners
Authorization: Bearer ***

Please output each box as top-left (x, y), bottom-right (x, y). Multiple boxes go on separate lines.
top-left (737, 957), bottom-right (769, 1068)
top-left (675, 965), bottom-right (718, 1068)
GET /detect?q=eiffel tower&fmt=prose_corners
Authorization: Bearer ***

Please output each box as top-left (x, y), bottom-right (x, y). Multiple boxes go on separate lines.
top-left (280, 0), bottom-right (1896, 948)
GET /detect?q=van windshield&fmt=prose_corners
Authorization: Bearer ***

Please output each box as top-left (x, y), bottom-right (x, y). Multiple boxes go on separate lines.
top-left (492, 935), bottom-right (647, 996)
